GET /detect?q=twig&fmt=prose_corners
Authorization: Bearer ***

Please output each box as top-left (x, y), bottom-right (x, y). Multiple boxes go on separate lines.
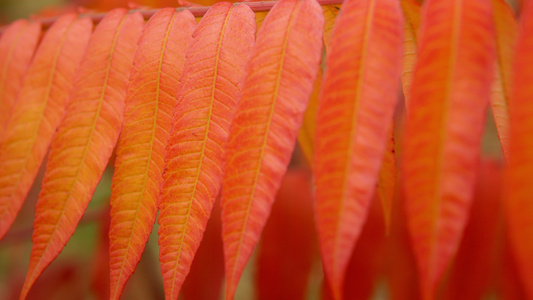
top-left (1, 0), bottom-right (343, 32)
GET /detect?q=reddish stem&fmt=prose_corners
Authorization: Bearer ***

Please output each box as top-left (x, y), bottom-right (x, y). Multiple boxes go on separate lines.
top-left (12, 0), bottom-right (343, 31)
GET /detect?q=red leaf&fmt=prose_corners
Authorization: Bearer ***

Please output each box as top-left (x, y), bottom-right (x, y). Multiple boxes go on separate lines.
top-left (157, 3), bottom-right (255, 299)
top-left (383, 190), bottom-right (421, 300)
top-left (0, 14), bottom-right (92, 242)
top-left (443, 160), bottom-right (503, 299)
top-left (322, 194), bottom-right (386, 300)
top-left (256, 169), bottom-right (317, 300)
top-left (90, 207), bottom-right (111, 300)
top-left (108, 9), bottom-right (196, 299)
top-left (313, 0), bottom-right (403, 298)
top-left (504, 1), bottom-right (533, 297)
top-left (181, 198), bottom-right (224, 300)
top-left (402, 0), bottom-right (496, 298)
top-left (20, 10), bottom-right (143, 299)
top-left (0, 19), bottom-right (41, 138)
top-left (220, 0), bottom-right (323, 297)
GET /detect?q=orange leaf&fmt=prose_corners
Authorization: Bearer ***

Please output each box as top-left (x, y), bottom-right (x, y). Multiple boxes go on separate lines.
top-left (490, 0), bottom-right (518, 157)
top-left (256, 169), bottom-right (317, 300)
top-left (108, 9), bottom-right (196, 299)
top-left (297, 5), bottom-right (339, 166)
top-left (400, 0), bottom-right (421, 105)
top-left (402, 0), bottom-right (496, 298)
top-left (20, 9), bottom-right (143, 299)
top-left (0, 20), bottom-right (41, 138)
top-left (157, 3), bottom-right (255, 299)
top-left (0, 14), bottom-right (92, 242)
top-left (255, 11), bottom-right (268, 32)
top-left (377, 128), bottom-right (396, 232)
top-left (220, 0), bottom-right (323, 297)
top-left (313, 0), bottom-right (403, 298)
top-left (323, 4), bottom-right (340, 51)
top-left (504, 1), bottom-right (533, 298)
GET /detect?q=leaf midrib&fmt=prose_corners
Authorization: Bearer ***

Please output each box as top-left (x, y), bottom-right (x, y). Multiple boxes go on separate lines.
top-left (112, 13), bottom-right (176, 300)
top-left (229, 0), bottom-right (302, 291)
top-left (29, 15), bottom-right (127, 287)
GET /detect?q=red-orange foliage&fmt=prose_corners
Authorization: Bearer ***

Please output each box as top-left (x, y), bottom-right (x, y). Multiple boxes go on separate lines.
top-left (0, 0), bottom-right (530, 299)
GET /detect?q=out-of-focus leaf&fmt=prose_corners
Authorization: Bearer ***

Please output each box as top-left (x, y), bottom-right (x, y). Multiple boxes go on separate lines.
top-left (256, 169), bottom-right (317, 300)
top-left (181, 198), bottom-right (224, 300)
top-left (504, 1), bottom-right (533, 298)
top-left (443, 160), bottom-right (503, 299)
top-left (297, 69), bottom-right (322, 165)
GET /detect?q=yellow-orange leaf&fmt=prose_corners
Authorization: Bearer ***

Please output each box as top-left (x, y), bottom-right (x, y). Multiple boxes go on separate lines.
top-left (109, 9), bottom-right (196, 300)
top-left (490, 0), bottom-right (518, 157)
top-left (400, 0), bottom-right (420, 105)
top-left (255, 11), bottom-right (268, 32)
top-left (297, 69), bottom-right (322, 165)
top-left (297, 5), bottom-right (338, 165)
top-left (0, 20), bottom-right (41, 138)
top-left (0, 14), bottom-right (92, 242)
top-left (323, 4), bottom-right (340, 52)
top-left (402, 0), bottom-right (495, 298)
top-left (505, 1), bottom-right (533, 298)
top-left (221, 0), bottom-right (323, 298)
top-left (313, 0), bottom-right (403, 298)
top-left (157, 3), bottom-right (255, 299)
top-left (377, 128), bottom-right (396, 232)
top-left (20, 9), bottom-right (143, 299)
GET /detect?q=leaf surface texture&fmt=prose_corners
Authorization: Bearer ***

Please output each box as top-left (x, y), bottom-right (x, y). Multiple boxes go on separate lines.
top-left (313, 0), bottom-right (403, 298)
top-left (221, 0), bottom-right (323, 298)
top-left (20, 10), bottom-right (143, 298)
top-left (0, 14), bottom-right (92, 241)
top-left (108, 9), bottom-right (196, 299)
top-left (402, 0), bottom-right (495, 298)
top-left (157, 3), bottom-right (255, 299)
top-left (0, 20), bottom-right (41, 138)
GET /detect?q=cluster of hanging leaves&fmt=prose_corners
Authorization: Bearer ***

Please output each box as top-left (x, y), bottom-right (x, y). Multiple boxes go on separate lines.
top-left (0, 0), bottom-right (531, 299)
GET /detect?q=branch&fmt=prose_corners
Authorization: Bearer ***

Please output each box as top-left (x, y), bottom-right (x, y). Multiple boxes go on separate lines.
top-left (3, 0), bottom-right (343, 31)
